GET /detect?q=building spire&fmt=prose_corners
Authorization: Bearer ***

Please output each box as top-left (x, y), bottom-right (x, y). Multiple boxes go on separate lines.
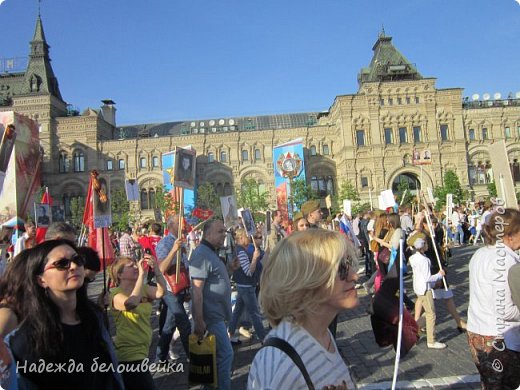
top-left (37, 0), bottom-right (41, 17)
top-left (379, 24), bottom-right (386, 38)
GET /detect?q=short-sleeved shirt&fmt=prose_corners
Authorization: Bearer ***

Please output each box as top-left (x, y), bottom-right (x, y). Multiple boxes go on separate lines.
top-left (248, 319), bottom-right (355, 389)
top-left (110, 286), bottom-right (152, 362)
top-left (189, 241), bottom-right (232, 325)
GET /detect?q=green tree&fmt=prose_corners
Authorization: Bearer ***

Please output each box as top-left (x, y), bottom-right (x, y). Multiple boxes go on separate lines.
top-left (487, 182), bottom-right (497, 198)
top-left (196, 183), bottom-right (222, 217)
top-left (291, 178), bottom-right (318, 210)
top-left (155, 186), bottom-right (176, 218)
top-left (69, 196), bottom-right (85, 228)
top-left (433, 169), bottom-right (465, 208)
top-left (338, 181), bottom-right (360, 202)
top-left (237, 178), bottom-right (269, 211)
top-left (396, 178), bottom-right (414, 206)
top-left (110, 188), bottom-right (130, 231)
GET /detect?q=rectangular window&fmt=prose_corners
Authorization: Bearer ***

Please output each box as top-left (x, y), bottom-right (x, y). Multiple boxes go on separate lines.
top-left (380, 99), bottom-right (384, 106)
top-left (220, 151), bottom-right (227, 162)
top-left (241, 150), bottom-right (248, 161)
top-left (152, 156), bottom-right (159, 168)
top-left (356, 130), bottom-right (365, 147)
top-left (440, 124), bottom-right (449, 141)
top-left (469, 129), bottom-right (475, 141)
top-left (388, 98), bottom-right (393, 106)
top-left (310, 146), bottom-right (317, 155)
top-left (397, 97), bottom-right (402, 105)
top-left (323, 144), bottom-right (330, 155)
top-left (208, 153), bottom-right (215, 163)
top-left (505, 127), bottom-right (511, 139)
top-left (118, 159), bottom-right (125, 170)
top-left (518, 126), bottom-right (520, 138)
top-left (384, 128), bottom-right (393, 145)
top-left (413, 126), bottom-right (422, 143)
top-left (482, 128), bottom-right (488, 140)
top-left (399, 127), bottom-right (407, 144)
top-left (406, 97), bottom-right (411, 104)
top-left (254, 149), bottom-right (261, 160)
top-left (415, 97), bottom-right (420, 104)
top-left (107, 160), bottom-right (113, 171)
top-left (140, 157), bottom-right (147, 168)
top-left (361, 176), bottom-right (369, 188)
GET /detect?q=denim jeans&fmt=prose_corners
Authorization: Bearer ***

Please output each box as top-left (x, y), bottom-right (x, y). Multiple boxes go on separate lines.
top-left (454, 224), bottom-right (464, 245)
top-left (156, 291), bottom-right (191, 360)
top-left (206, 321), bottom-right (233, 390)
top-left (228, 285), bottom-right (267, 341)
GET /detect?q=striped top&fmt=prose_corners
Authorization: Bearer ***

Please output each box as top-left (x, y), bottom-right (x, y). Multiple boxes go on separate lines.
top-left (248, 319), bottom-right (356, 389)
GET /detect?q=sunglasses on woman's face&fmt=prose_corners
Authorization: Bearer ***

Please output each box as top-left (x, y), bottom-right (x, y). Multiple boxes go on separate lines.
top-left (338, 257), bottom-right (352, 281)
top-left (43, 254), bottom-right (85, 272)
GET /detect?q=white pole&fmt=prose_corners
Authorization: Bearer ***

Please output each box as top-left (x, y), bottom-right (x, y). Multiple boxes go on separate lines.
top-left (391, 239), bottom-right (405, 390)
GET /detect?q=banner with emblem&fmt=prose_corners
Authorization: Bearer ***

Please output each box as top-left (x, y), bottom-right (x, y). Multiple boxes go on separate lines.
top-left (272, 138), bottom-right (306, 224)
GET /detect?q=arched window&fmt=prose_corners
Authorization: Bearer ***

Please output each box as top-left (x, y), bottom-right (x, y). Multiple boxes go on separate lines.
top-left (140, 189), bottom-right (149, 210)
top-left (152, 156), bottom-right (159, 168)
top-left (59, 152), bottom-right (68, 173)
top-left (241, 150), bottom-right (249, 161)
top-left (310, 145), bottom-right (317, 156)
top-left (73, 151), bottom-right (85, 172)
top-left (254, 148), bottom-right (261, 161)
top-left (323, 144), bottom-right (330, 155)
top-left (149, 188), bottom-right (156, 209)
top-left (220, 151), bottom-right (227, 163)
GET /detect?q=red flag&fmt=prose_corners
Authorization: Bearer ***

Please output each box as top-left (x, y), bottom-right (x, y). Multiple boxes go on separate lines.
top-left (192, 208), bottom-right (214, 220)
top-left (35, 188), bottom-right (52, 244)
top-left (82, 173), bottom-right (115, 269)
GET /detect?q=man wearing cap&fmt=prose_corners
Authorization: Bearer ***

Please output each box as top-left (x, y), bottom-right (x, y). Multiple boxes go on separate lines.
top-left (301, 200), bottom-right (322, 229)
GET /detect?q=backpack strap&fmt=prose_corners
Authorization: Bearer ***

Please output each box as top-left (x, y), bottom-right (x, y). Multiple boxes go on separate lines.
top-left (262, 337), bottom-right (315, 390)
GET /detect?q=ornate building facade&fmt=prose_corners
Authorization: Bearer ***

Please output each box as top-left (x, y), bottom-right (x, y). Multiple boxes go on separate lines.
top-left (1, 16), bottom-right (519, 219)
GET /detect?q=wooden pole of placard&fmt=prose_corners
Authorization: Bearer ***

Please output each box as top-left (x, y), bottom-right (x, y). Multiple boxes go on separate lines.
top-left (421, 192), bottom-right (448, 291)
top-left (175, 189), bottom-right (184, 284)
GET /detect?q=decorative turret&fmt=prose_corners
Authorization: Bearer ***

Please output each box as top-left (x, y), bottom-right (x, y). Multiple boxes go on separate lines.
top-left (23, 14), bottom-right (63, 100)
top-left (357, 29), bottom-right (422, 88)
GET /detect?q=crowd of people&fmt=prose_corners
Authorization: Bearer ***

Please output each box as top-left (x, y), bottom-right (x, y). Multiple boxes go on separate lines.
top-left (0, 197), bottom-right (517, 389)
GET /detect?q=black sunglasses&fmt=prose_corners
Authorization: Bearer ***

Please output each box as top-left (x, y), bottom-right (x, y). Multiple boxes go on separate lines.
top-left (43, 254), bottom-right (85, 272)
top-left (338, 257), bottom-right (352, 281)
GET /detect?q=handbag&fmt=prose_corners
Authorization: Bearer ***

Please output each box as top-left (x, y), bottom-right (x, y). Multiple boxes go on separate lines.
top-left (262, 337), bottom-right (315, 390)
top-left (379, 247), bottom-right (391, 264)
top-left (189, 333), bottom-right (217, 387)
top-left (164, 263), bottom-right (190, 295)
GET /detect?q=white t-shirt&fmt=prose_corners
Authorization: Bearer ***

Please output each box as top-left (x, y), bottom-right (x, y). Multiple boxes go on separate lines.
top-left (467, 245), bottom-right (520, 351)
top-left (248, 319), bottom-right (355, 390)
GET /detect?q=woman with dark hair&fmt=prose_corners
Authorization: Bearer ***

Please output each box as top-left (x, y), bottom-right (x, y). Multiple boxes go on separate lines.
top-left (4, 239), bottom-right (124, 389)
top-left (467, 208), bottom-right (520, 389)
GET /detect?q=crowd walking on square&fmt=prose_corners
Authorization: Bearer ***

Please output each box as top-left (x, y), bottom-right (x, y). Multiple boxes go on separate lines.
top-left (0, 196), bottom-right (518, 389)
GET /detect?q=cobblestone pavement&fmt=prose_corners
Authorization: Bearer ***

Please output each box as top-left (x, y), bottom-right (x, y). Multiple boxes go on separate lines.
top-left (90, 245), bottom-right (483, 389)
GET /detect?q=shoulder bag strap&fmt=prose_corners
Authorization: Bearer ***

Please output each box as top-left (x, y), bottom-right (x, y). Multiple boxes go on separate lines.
top-left (262, 337), bottom-right (315, 390)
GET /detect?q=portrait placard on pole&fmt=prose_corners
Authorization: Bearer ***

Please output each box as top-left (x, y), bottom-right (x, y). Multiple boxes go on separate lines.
top-left (174, 147), bottom-right (196, 190)
top-left (93, 176), bottom-right (112, 229)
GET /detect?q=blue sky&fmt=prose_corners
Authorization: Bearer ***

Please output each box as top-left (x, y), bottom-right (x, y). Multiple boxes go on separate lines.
top-left (1, 0), bottom-right (519, 125)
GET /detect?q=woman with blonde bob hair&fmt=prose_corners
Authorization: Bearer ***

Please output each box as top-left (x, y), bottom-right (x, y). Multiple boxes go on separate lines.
top-left (248, 230), bottom-right (358, 389)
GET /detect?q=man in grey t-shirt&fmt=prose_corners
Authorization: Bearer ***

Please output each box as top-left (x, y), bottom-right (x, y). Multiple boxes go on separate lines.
top-left (190, 219), bottom-right (238, 390)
